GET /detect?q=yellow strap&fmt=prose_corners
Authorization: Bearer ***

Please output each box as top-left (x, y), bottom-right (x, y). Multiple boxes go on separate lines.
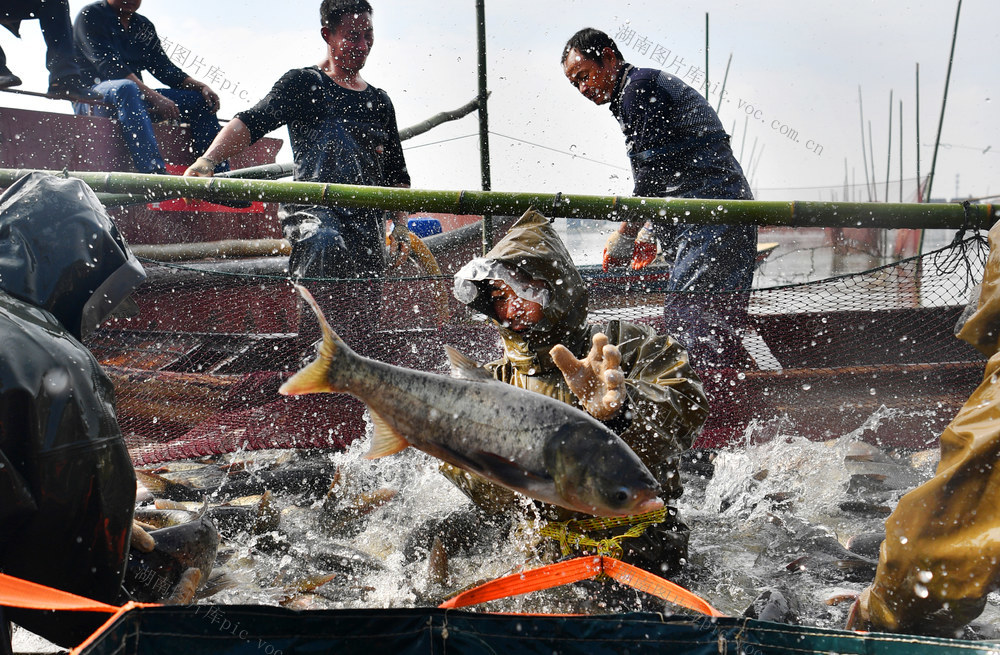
top-left (539, 507), bottom-right (668, 559)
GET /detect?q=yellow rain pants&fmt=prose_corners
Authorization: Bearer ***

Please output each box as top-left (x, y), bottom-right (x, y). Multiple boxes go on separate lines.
top-left (858, 218), bottom-right (1000, 636)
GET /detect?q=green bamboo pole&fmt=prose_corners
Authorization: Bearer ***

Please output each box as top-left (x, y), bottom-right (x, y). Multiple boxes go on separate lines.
top-left (2, 168), bottom-right (994, 231)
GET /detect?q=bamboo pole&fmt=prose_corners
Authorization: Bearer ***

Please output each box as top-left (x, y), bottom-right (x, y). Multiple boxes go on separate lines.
top-left (885, 89), bottom-right (893, 203)
top-left (868, 120), bottom-right (877, 202)
top-left (716, 53), bottom-right (732, 115)
top-left (130, 239), bottom-right (290, 262)
top-left (476, 0), bottom-right (493, 254)
top-left (899, 99), bottom-right (904, 203)
top-left (398, 95), bottom-right (482, 141)
top-left (915, 63), bottom-right (923, 201)
top-left (858, 86), bottom-right (872, 202)
top-left (704, 13), bottom-right (710, 98)
top-left (926, 0), bottom-right (963, 201)
top-left (0, 168), bottom-right (994, 230)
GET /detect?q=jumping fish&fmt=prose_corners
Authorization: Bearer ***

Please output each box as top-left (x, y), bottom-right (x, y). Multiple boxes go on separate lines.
top-left (279, 285), bottom-right (663, 518)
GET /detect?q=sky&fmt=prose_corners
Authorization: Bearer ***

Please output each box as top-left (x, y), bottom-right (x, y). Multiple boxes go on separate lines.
top-left (1, 0), bottom-right (997, 202)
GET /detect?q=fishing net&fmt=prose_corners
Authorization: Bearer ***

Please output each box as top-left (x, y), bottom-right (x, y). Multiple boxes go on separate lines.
top-left (85, 228), bottom-right (988, 466)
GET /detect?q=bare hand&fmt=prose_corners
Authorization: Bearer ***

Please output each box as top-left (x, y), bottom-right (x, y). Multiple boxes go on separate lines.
top-left (551, 333), bottom-right (625, 420)
top-left (199, 85), bottom-right (220, 113)
top-left (184, 156), bottom-right (217, 177)
top-left (145, 90), bottom-right (180, 120)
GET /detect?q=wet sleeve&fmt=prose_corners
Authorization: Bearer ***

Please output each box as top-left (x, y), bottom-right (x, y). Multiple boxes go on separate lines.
top-left (73, 6), bottom-right (133, 81)
top-left (603, 320), bottom-right (709, 456)
top-left (863, 218), bottom-right (1000, 635)
top-left (864, 350), bottom-right (1000, 636)
top-left (236, 69), bottom-right (312, 144)
top-left (379, 90), bottom-right (410, 187)
top-left (620, 77), bottom-right (671, 198)
top-left (956, 219), bottom-right (1000, 357)
top-left (138, 18), bottom-right (188, 88)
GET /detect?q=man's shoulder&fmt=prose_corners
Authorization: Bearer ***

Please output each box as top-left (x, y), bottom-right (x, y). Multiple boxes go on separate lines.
top-left (628, 67), bottom-right (690, 92)
top-left (76, 1), bottom-right (109, 21)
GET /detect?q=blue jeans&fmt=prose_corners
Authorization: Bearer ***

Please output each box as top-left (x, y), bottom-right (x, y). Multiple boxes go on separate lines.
top-left (74, 80), bottom-right (223, 173)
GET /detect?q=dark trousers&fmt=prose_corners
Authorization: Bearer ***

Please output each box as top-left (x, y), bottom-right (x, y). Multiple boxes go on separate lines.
top-left (0, 0), bottom-right (79, 84)
top-left (656, 223), bottom-right (757, 369)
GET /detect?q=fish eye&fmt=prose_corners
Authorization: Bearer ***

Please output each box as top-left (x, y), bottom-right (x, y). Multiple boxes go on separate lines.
top-left (612, 488), bottom-right (630, 506)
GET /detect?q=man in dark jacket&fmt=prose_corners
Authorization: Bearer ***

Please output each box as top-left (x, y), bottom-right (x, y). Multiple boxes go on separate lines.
top-left (0, 172), bottom-right (145, 650)
top-left (443, 209), bottom-right (709, 579)
top-left (72, 0), bottom-right (224, 174)
top-left (562, 28), bottom-right (757, 369)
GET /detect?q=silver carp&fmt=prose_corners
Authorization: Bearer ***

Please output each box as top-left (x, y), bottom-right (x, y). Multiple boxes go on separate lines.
top-left (279, 285), bottom-right (663, 518)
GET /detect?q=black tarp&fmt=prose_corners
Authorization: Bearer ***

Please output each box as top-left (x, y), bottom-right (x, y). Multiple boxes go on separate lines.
top-left (76, 605), bottom-right (1000, 655)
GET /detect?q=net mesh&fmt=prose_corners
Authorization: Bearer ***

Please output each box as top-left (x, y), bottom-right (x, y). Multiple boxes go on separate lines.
top-left (86, 231), bottom-right (989, 466)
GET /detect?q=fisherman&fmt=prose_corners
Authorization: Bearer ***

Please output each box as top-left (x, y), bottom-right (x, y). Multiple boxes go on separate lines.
top-left (444, 208), bottom-right (709, 578)
top-left (848, 219), bottom-right (1000, 637)
top-left (183, 0), bottom-right (411, 280)
top-left (72, 0), bottom-right (226, 175)
top-left (0, 0), bottom-right (97, 98)
top-left (561, 28), bottom-right (757, 369)
top-left (0, 172), bottom-right (145, 650)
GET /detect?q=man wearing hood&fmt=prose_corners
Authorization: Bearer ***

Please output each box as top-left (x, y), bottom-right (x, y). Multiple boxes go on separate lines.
top-left (0, 173), bottom-right (145, 650)
top-left (446, 209), bottom-right (709, 577)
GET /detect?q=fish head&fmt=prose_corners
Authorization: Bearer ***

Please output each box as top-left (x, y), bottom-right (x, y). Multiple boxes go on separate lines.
top-left (544, 422), bottom-right (664, 517)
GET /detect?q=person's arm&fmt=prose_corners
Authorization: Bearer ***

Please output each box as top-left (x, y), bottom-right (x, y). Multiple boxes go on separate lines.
top-left (136, 16), bottom-right (190, 90)
top-left (379, 90), bottom-right (413, 265)
top-left (599, 320), bottom-right (708, 450)
top-left (184, 118), bottom-right (252, 177)
top-left (178, 76), bottom-right (220, 113)
top-left (119, 72), bottom-right (179, 120)
top-left (186, 69), bottom-right (304, 177)
top-left (73, 6), bottom-right (133, 82)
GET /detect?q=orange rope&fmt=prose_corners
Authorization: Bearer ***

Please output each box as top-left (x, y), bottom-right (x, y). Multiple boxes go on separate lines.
top-left (438, 555), bottom-right (726, 617)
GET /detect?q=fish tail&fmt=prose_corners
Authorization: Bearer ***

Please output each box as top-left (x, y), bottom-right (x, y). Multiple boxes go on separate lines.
top-left (279, 284), bottom-right (350, 396)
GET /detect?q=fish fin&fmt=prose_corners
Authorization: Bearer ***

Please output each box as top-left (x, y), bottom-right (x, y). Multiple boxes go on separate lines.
top-left (135, 469), bottom-right (196, 500)
top-left (444, 345), bottom-right (494, 381)
top-left (786, 556), bottom-right (808, 572)
top-left (364, 409), bottom-right (410, 459)
top-left (443, 446), bottom-right (554, 496)
top-left (279, 284), bottom-right (347, 396)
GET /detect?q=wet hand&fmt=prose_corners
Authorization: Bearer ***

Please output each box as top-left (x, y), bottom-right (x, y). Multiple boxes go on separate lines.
top-left (146, 90), bottom-right (180, 120)
top-left (199, 85), bottom-right (220, 113)
top-left (386, 220), bottom-right (411, 268)
top-left (602, 230), bottom-right (632, 272)
top-left (184, 156), bottom-right (217, 177)
top-left (551, 332), bottom-right (625, 420)
top-left (631, 222), bottom-right (657, 270)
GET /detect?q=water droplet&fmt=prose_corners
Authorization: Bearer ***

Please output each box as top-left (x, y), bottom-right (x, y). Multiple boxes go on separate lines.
top-left (801, 383), bottom-right (812, 391)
